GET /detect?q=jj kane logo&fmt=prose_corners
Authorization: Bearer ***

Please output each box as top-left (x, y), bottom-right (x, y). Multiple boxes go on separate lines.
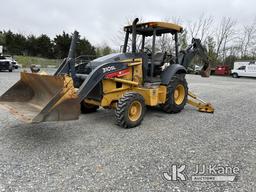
top-left (163, 164), bottom-right (239, 182)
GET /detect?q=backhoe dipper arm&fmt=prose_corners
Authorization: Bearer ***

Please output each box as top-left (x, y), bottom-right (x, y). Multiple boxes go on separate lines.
top-left (178, 39), bottom-right (214, 113)
top-left (178, 38), bottom-right (210, 77)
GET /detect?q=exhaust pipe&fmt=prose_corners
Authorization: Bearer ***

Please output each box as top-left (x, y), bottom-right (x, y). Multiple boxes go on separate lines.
top-left (132, 18), bottom-right (139, 53)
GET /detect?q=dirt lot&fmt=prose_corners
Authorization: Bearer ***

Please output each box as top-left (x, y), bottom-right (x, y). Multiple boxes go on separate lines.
top-left (0, 70), bottom-right (255, 192)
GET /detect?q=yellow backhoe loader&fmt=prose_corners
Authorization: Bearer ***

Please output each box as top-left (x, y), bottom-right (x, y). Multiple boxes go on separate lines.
top-left (0, 18), bottom-right (214, 128)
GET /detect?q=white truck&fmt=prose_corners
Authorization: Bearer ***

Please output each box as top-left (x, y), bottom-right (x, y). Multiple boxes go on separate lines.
top-left (0, 45), bottom-right (3, 55)
top-left (231, 61), bottom-right (256, 78)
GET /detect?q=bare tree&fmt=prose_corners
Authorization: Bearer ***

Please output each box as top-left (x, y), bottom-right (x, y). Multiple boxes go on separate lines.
top-left (187, 14), bottom-right (214, 43)
top-left (111, 17), bottom-right (145, 52)
top-left (156, 17), bottom-right (184, 53)
top-left (237, 19), bottom-right (256, 57)
top-left (215, 17), bottom-right (236, 61)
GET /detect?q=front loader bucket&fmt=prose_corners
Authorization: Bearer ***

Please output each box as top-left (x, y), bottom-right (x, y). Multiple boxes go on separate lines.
top-left (0, 72), bottom-right (80, 123)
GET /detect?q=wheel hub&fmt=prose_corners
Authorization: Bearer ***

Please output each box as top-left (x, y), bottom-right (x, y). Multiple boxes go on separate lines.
top-left (128, 101), bottom-right (142, 122)
top-left (174, 84), bottom-right (185, 105)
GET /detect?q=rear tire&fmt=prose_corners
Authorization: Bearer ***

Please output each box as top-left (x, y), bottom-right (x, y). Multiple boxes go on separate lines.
top-left (80, 101), bottom-right (99, 114)
top-left (115, 92), bottom-right (145, 128)
top-left (161, 74), bottom-right (188, 113)
top-left (9, 69), bottom-right (12, 72)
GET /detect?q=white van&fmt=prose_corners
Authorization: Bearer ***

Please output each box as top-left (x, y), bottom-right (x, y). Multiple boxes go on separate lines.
top-left (231, 61), bottom-right (256, 78)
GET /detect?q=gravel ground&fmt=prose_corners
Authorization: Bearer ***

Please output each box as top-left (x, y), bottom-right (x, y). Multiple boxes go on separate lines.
top-left (0, 70), bottom-right (255, 192)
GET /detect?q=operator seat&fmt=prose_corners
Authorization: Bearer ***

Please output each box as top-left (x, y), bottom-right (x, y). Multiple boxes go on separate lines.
top-left (146, 52), bottom-right (167, 77)
top-left (153, 52), bottom-right (167, 76)
top-left (153, 52), bottom-right (167, 66)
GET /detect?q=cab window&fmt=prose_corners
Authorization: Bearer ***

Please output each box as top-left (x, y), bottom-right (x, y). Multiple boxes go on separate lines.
top-left (238, 66), bottom-right (246, 70)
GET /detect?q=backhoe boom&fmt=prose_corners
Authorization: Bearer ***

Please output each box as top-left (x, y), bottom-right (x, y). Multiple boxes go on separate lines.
top-left (178, 38), bottom-right (211, 77)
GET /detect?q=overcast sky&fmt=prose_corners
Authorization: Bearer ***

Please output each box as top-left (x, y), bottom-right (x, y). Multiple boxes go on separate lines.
top-left (0, 0), bottom-right (255, 48)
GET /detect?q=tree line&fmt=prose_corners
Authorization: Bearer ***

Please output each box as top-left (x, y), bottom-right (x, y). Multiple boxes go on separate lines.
top-left (0, 30), bottom-right (113, 59)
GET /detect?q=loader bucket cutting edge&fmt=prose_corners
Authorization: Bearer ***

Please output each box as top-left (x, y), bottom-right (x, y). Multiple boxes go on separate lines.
top-left (0, 72), bottom-right (80, 123)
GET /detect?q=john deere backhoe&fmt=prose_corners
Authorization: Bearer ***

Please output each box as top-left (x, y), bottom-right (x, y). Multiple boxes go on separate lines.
top-left (0, 18), bottom-right (214, 128)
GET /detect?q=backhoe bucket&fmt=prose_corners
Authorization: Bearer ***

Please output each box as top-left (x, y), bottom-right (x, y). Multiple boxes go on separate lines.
top-left (200, 64), bottom-right (211, 77)
top-left (0, 72), bottom-right (80, 123)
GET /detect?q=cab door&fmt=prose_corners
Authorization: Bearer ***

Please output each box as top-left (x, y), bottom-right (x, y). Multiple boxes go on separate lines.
top-left (237, 66), bottom-right (246, 76)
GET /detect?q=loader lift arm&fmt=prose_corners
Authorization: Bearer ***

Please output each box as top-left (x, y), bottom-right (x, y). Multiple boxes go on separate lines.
top-left (77, 62), bottom-right (129, 102)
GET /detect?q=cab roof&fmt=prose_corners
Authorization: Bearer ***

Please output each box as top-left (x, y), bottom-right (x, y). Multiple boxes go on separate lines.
top-left (124, 21), bottom-right (183, 36)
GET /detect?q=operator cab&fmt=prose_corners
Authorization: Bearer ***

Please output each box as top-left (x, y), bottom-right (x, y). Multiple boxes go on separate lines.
top-left (123, 20), bottom-right (183, 82)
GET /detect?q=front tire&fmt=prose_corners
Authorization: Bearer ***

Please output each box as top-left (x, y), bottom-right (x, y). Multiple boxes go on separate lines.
top-left (9, 68), bottom-right (12, 72)
top-left (232, 73), bottom-right (239, 78)
top-left (115, 92), bottom-right (145, 128)
top-left (161, 74), bottom-right (188, 113)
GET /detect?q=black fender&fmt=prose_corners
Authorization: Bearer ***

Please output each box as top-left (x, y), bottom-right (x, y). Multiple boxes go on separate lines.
top-left (160, 64), bottom-right (187, 85)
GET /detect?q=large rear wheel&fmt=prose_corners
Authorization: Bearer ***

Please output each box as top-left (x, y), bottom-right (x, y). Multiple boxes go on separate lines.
top-left (115, 92), bottom-right (145, 128)
top-left (161, 74), bottom-right (188, 113)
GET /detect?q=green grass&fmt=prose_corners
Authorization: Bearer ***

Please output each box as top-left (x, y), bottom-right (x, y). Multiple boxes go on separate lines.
top-left (14, 55), bottom-right (62, 68)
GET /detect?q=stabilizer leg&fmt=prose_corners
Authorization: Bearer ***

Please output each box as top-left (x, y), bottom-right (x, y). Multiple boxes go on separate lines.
top-left (187, 91), bottom-right (214, 113)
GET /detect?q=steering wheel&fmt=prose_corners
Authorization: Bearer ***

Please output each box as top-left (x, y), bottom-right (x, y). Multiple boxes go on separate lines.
top-left (143, 47), bottom-right (152, 55)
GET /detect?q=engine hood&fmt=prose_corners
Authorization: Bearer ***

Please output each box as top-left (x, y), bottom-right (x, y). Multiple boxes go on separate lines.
top-left (88, 53), bottom-right (145, 69)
